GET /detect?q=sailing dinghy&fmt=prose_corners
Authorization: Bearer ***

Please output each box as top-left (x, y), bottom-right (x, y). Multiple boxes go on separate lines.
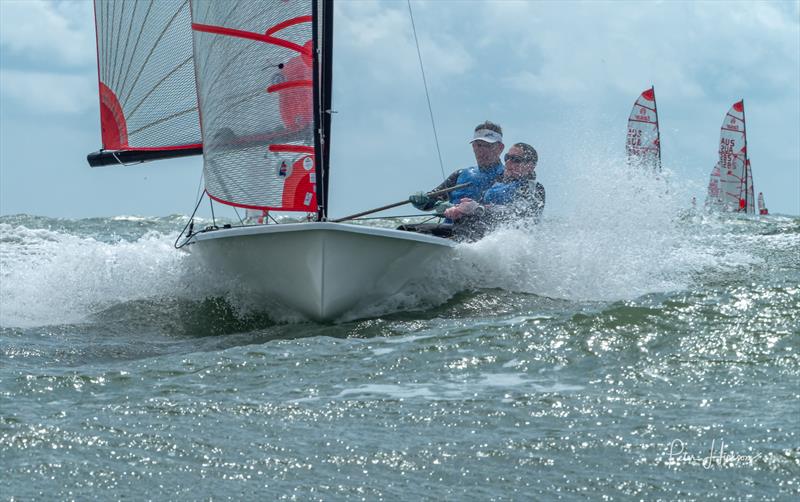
top-left (87, 0), bottom-right (455, 321)
top-left (626, 86), bottom-right (661, 170)
top-left (706, 100), bottom-right (756, 214)
top-left (758, 192), bottom-right (769, 215)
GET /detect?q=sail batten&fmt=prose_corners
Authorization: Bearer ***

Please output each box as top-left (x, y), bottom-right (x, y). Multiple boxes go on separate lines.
top-left (626, 86), bottom-right (661, 170)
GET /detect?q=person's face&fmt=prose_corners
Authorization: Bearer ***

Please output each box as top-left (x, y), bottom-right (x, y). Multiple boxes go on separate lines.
top-left (503, 145), bottom-right (534, 179)
top-left (472, 140), bottom-right (503, 166)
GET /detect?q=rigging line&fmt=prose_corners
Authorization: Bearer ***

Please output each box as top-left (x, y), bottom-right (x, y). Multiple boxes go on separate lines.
top-left (407, 0), bottom-right (445, 179)
top-left (174, 189), bottom-right (206, 249)
top-left (232, 207), bottom-right (245, 225)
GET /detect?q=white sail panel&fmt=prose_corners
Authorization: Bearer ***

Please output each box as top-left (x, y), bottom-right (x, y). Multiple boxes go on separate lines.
top-left (718, 100), bottom-right (748, 212)
top-left (626, 87), bottom-right (661, 169)
top-left (93, 0), bottom-right (201, 151)
top-left (705, 163), bottom-right (723, 209)
top-left (191, 0), bottom-right (317, 212)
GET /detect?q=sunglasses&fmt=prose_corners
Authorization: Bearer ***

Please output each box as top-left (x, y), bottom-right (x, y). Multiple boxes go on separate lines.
top-left (504, 154), bottom-right (531, 163)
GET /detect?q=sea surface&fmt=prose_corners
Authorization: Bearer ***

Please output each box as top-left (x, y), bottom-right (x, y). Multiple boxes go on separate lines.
top-left (1, 207), bottom-right (798, 500)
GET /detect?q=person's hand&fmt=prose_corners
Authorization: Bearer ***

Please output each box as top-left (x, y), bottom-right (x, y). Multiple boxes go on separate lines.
top-left (409, 191), bottom-right (432, 210)
top-left (444, 198), bottom-right (480, 220)
top-left (433, 201), bottom-right (454, 216)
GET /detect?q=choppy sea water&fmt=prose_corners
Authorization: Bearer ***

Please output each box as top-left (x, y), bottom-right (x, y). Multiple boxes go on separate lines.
top-left (1, 205), bottom-right (798, 499)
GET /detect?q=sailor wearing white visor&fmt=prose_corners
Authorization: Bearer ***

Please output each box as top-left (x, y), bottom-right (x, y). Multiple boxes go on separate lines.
top-left (408, 121), bottom-right (505, 215)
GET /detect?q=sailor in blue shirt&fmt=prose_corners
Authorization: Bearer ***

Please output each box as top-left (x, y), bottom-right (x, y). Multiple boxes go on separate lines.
top-left (444, 142), bottom-right (545, 241)
top-left (408, 121), bottom-right (505, 214)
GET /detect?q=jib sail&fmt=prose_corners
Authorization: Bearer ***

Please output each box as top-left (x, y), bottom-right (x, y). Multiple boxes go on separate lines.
top-left (88, 0), bottom-right (202, 167)
top-left (626, 86), bottom-right (661, 170)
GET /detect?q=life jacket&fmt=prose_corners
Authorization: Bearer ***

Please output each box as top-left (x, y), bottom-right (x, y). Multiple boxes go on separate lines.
top-left (483, 176), bottom-right (536, 205)
top-left (449, 162), bottom-right (504, 203)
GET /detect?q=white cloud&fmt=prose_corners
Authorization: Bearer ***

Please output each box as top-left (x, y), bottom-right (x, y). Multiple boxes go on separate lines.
top-left (336, 1), bottom-right (473, 87)
top-left (0, 0), bottom-right (95, 68)
top-left (1, 69), bottom-right (96, 114)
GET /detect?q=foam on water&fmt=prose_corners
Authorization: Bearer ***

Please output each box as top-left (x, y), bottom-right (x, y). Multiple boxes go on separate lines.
top-left (392, 149), bottom-right (764, 307)
top-left (0, 149), bottom-right (775, 327)
top-left (0, 224), bottom-right (188, 327)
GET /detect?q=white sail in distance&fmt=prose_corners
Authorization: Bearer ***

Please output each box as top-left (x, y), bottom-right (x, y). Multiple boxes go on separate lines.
top-left (758, 192), bottom-right (768, 215)
top-left (626, 87), bottom-right (661, 170)
top-left (717, 100), bottom-right (753, 213)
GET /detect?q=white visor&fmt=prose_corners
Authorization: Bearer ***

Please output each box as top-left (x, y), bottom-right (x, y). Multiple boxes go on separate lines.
top-left (469, 128), bottom-right (503, 144)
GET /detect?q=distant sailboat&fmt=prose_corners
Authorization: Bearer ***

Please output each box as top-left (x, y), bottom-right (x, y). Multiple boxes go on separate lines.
top-left (626, 86), bottom-right (661, 170)
top-left (708, 100), bottom-right (755, 214)
top-left (758, 192), bottom-right (769, 215)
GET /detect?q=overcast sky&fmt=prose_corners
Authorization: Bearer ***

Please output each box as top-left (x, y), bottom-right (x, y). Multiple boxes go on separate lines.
top-left (1, 0), bottom-right (798, 218)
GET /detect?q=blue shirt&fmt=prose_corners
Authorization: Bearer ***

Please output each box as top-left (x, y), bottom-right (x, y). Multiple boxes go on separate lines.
top-left (449, 162), bottom-right (504, 203)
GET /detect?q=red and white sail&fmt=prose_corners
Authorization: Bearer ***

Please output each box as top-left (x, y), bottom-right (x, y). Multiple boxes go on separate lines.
top-left (705, 162), bottom-right (723, 209)
top-left (89, 0), bottom-right (202, 165)
top-left (758, 192), bottom-right (768, 215)
top-left (717, 100), bottom-right (754, 214)
top-left (190, 0), bottom-right (317, 212)
top-left (626, 86), bottom-right (661, 170)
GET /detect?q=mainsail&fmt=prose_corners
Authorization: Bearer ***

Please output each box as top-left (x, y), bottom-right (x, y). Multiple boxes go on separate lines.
top-left (190, 0), bottom-right (331, 214)
top-left (626, 86), bottom-right (661, 170)
top-left (88, 0), bottom-right (202, 166)
top-left (716, 100), bottom-right (754, 214)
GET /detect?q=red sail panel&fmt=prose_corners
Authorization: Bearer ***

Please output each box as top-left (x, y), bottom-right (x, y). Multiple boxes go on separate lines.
top-left (718, 100), bottom-right (748, 212)
top-left (190, 0), bottom-right (317, 212)
top-left (626, 86), bottom-right (661, 170)
top-left (91, 0), bottom-right (201, 161)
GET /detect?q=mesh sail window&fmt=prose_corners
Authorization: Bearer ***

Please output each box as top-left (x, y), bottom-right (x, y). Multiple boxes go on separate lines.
top-left (89, 0), bottom-right (202, 166)
top-left (718, 100), bottom-right (750, 213)
top-left (191, 0), bottom-right (317, 212)
top-left (626, 87), bottom-right (661, 170)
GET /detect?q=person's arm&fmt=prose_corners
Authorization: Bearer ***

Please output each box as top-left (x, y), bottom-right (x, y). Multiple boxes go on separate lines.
top-left (409, 169), bottom-right (463, 211)
top-left (432, 170), bottom-right (463, 201)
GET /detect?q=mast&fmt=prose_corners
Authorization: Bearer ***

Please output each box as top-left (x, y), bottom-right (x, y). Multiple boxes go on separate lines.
top-left (652, 86), bottom-right (662, 171)
top-left (741, 99), bottom-right (749, 213)
top-left (312, 0), bottom-right (334, 221)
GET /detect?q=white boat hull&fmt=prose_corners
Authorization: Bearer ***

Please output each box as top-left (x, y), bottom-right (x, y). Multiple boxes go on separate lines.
top-left (186, 222), bottom-right (454, 321)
